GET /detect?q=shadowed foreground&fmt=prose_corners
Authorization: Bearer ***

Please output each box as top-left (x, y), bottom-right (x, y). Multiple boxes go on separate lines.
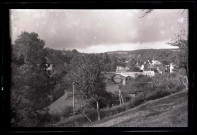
top-left (88, 91), bottom-right (188, 127)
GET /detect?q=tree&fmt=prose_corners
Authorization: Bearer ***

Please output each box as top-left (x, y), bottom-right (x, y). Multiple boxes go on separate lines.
top-left (167, 31), bottom-right (188, 90)
top-left (14, 31), bottom-right (45, 65)
top-left (140, 10), bottom-right (188, 90)
top-left (11, 32), bottom-right (53, 126)
top-left (167, 30), bottom-right (188, 76)
top-left (11, 64), bottom-right (48, 126)
top-left (39, 57), bottom-right (47, 71)
top-left (132, 75), bottom-right (153, 101)
top-left (127, 56), bottom-right (140, 71)
top-left (62, 55), bottom-right (111, 121)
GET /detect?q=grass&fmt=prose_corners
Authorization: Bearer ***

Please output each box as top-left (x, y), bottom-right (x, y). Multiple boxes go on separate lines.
top-left (86, 90), bottom-right (187, 127)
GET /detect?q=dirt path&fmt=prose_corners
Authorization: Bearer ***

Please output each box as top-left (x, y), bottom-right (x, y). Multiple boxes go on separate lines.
top-left (90, 91), bottom-right (188, 127)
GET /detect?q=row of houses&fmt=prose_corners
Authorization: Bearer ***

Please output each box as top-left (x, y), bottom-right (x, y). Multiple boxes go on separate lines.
top-left (111, 59), bottom-right (176, 104)
top-left (116, 59), bottom-right (175, 74)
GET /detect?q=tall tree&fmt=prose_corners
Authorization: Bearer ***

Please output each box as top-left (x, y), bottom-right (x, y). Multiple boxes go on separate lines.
top-left (167, 30), bottom-right (188, 77)
top-left (11, 32), bottom-right (52, 126)
top-left (14, 31), bottom-right (45, 65)
top-left (167, 31), bottom-right (188, 90)
top-left (63, 55), bottom-right (111, 121)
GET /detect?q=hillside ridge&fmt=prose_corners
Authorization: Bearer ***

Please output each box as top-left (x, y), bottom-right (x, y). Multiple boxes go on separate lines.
top-left (88, 91), bottom-right (187, 127)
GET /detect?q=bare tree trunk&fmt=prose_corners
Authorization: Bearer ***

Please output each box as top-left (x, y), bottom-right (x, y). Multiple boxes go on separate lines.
top-left (82, 112), bottom-right (92, 123)
top-left (119, 90), bottom-right (122, 105)
top-left (120, 92), bottom-right (124, 104)
top-left (182, 76), bottom-right (188, 90)
top-left (96, 101), bottom-right (101, 121)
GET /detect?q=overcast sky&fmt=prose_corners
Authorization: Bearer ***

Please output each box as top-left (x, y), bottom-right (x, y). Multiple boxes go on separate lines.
top-left (10, 9), bottom-right (188, 53)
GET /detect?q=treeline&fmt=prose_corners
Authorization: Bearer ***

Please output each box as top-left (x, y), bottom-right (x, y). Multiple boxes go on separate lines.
top-left (43, 48), bottom-right (126, 72)
top-left (43, 48), bottom-right (182, 74)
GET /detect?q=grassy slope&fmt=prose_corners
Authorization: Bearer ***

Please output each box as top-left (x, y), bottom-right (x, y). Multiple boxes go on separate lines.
top-left (87, 91), bottom-right (188, 127)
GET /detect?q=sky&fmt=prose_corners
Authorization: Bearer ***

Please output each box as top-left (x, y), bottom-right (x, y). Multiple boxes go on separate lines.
top-left (10, 9), bottom-right (188, 53)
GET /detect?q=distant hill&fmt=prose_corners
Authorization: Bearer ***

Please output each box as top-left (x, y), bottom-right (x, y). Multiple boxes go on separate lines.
top-left (106, 49), bottom-right (179, 55)
top-left (105, 49), bottom-right (180, 64)
top-left (106, 51), bottom-right (129, 55)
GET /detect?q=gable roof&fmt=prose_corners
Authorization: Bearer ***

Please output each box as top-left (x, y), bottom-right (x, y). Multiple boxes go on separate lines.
top-left (45, 57), bottom-right (53, 64)
top-left (46, 55), bottom-right (64, 64)
top-left (153, 60), bottom-right (162, 65)
top-left (120, 83), bottom-right (139, 94)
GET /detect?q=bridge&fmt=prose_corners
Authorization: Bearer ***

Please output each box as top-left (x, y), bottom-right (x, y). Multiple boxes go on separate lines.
top-left (103, 71), bottom-right (155, 84)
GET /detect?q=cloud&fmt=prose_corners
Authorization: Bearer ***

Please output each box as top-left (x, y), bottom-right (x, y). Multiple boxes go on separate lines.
top-left (78, 41), bottom-right (179, 53)
top-left (10, 9), bottom-right (188, 52)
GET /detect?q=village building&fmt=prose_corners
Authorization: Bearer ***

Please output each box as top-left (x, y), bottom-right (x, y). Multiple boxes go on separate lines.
top-left (36, 55), bottom-right (66, 76)
top-left (169, 63), bottom-right (175, 73)
top-left (45, 55), bottom-right (65, 75)
top-left (163, 62), bottom-right (176, 73)
top-left (116, 66), bottom-right (129, 72)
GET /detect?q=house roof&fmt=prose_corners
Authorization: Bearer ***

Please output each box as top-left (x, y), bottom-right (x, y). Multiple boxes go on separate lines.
top-left (45, 57), bottom-right (53, 64)
top-left (120, 83), bottom-right (139, 94)
top-left (153, 60), bottom-right (162, 65)
top-left (46, 55), bottom-right (64, 64)
top-left (34, 53), bottom-right (64, 64)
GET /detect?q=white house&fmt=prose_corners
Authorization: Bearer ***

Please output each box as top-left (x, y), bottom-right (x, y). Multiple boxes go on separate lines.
top-left (116, 66), bottom-right (129, 72)
top-left (140, 61), bottom-right (146, 71)
top-left (152, 59), bottom-right (162, 66)
top-left (169, 63), bottom-right (175, 73)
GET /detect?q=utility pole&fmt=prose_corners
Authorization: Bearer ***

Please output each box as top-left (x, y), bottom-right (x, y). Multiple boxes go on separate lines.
top-left (120, 91), bottom-right (124, 104)
top-left (119, 90), bottom-right (122, 105)
top-left (72, 82), bottom-right (75, 114)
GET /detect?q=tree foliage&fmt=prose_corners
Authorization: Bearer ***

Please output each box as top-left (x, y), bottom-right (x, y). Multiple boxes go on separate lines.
top-left (167, 30), bottom-right (188, 77)
top-left (14, 31), bottom-right (45, 65)
top-left (62, 55), bottom-right (112, 121)
top-left (11, 32), bottom-right (55, 126)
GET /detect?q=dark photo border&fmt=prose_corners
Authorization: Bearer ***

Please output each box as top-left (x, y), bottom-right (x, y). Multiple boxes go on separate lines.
top-left (0, 0), bottom-right (196, 133)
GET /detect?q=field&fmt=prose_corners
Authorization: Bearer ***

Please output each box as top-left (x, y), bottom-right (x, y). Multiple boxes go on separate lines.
top-left (87, 91), bottom-right (187, 127)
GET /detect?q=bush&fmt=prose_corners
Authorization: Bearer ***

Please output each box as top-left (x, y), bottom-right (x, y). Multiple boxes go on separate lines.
top-left (83, 108), bottom-right (98, 122)
top-left (126, 95), bottom-right (145, 110)
top-left (38, 112), bottom-right (61, 126)
top-left (101, 104), bottom-right (126, 118)
top-left (56, 114), bottom-right (90, 127)
top-left (174, 84), bottom-right (185, 93)
top-left (152, 72), bottom-right (185, 93)
top-left (145, 89), bottom-right (171, 101)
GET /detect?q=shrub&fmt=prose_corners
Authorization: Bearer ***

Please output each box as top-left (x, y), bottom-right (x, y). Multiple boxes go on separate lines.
top-left (38, 112), bottom-right (60, 126)
top-left (56, 113), bottom-right (91, 127)
top-left (145, 89), bottom-right (170, 101)
top-left (173, 84), bottom-right (185, 93)
top-left (101, 104), bottom-right (126, 118)
top-left (126, 95), bottom-right (145, 110)
top-left (84, 108), bottom-right (98, 122)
